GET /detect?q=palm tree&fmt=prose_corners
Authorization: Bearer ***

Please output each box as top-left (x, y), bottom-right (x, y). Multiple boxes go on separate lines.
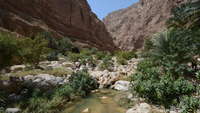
top-left (142, 29), bottom-right (195, 79)
top-left (165, 1), bottom-right (200, 30)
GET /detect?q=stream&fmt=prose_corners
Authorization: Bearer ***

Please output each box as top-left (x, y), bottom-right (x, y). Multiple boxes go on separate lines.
top-left (60, 89), bottom-right (127, 113)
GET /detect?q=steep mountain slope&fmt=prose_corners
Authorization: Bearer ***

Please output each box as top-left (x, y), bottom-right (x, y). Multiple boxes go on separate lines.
top-left (0, 0), bottom-right (117, 52)
top-left (103, 0), bottom-right (185, 51)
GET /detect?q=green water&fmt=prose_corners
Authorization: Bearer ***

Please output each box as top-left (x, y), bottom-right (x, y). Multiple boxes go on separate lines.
top-left (60, 89), bottom-right (127, 113)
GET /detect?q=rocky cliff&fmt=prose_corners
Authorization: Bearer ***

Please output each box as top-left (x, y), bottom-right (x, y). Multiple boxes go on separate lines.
top-left (0, 0), bottom-right (117, 52)
top-left (103, 0), bottom-right (185, 51)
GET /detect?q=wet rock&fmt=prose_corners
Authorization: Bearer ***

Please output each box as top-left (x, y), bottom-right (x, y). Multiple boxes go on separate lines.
top-left (8, 94), bottom-right (21, 102)
top-left (6, 108), bottom-right (21, 113)
top-left (62, 62), bottom-right (76, 69)
top-left (10, 65), bottom-right (25, 73)
top-left (114, 80), bottom-right (130, 91)
top-left (75, 62), bottom-right (80, 67)
top-left (126, 103), bottom-right (151, 113)
top-left (82, 108), bottom-right (91, 113)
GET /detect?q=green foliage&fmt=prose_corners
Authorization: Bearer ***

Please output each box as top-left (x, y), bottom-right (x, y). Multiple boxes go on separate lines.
top-left (99, 55), bottom-right (113, 71)
top-left (22, 70), bottom-right (96, 112)
top-left (130, 60), bottom-right (195, 107)
top-left (0, 33), bottom-right (19, 69)
top-left (180, 95), bottom-right (200, 113)
top-left (91, 47), bottom-right (98, 54)
top-left (0, 92), bottom-right (6, 113)
top-left (143, 37), bottom-right (153, 52)
top-left (142, 29), bottom-right (197, 78)
top-left (71, 46), bottom-right (80, 53)
top-left (58, 38), bottom-right (72, 56)
top-left (68, 71), bottom-right (97, 96)
top-left (40, 31), bottom-right (58, 50)
top-left (46, 50), bottom-right (58, 61)
top-left (67, 52), bottom-right (81, 62)
top-left (165, 1), bottom-right (200, 30)
top-left (95, 51), bottom-right (105, 60)
top-left (19, 35), bottom-right (48, 67)
top-left (116, 51), bottom-right (138, 65)
top-left (80, 48), bottom-right (92, 56)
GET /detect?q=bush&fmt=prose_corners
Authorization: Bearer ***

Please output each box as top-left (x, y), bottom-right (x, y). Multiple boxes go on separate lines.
top-left (40, 31), bottom-right (58, 50)
top-left (179, 95), bottom-right (200, 113)
top-left (58, 38), bottom-right (72, 56)
top-left (95, 51), bottom-right (105, 60)
top-left (19, 35), bottom-right (48, 67)
top-left (0, 33), bottom-right (19, 69)
top-left (91, 47), bottom-right (98, 54)
top-left (130, 60), bottom-right (195, 107)
top-left (99, 55), bottom-right (113, 71)
top-left (71, 46), bottom-right (80, 53)
top-left (46, 50), bottom-right (59, 61)
top-left (116, 51), bottom-right (137, 65)
top-left (68, 71), bottom-right (97, 96)
top-left (80, 48), bottom-right (92, 56)
top-left (67, 52), bottom-right (81, 62)
top-left (143, 37), bottom-right (153, 52)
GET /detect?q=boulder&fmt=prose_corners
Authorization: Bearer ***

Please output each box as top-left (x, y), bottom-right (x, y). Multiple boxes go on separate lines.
top-left (75, 62), bottom-right (80, 67)
top-left (10, 65), bottom-right (25, 73)
top-left (114, 80), bottom-right (130, 91)
top-left (8, 94), bottom-right (21, 102)
top-left (82, 108), bottom-right (91, 113)
top-left (62, 62), bottom-right (76, 69)
top-left (137, 103), bottom-right (151, 113)
top-left (6, 108), bottom-right (21, 113)
top-left (126, 103), bottom-right (151, 113)
top-left (25, 74), bottom-right (64, 95)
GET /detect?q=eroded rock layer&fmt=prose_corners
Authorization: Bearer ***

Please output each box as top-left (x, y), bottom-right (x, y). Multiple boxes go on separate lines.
top-left (0, 0), bottom-right (117, 52)
top-left (103, 0), bottom-right (185, 51)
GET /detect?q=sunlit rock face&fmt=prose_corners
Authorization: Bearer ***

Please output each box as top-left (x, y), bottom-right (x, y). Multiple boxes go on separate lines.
top-left (0, 0), bottom-right (117, 52)
top-left (103, 0), bottom-right (186, 51)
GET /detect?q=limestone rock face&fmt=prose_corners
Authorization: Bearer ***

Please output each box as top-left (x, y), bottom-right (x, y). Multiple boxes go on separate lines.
top-left (0, 0), bottom-right (117, 52)
top-left (103, 0), bottom-right (185, 51)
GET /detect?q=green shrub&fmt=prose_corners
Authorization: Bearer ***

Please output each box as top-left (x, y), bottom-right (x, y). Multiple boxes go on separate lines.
top-left (67, 52), bottom-right (81, 62)
top-left (0, 92), bottom-right (6, 113)
top-left (80, 48), bottom-right (92, 56)
top-left (58, 38), bottom-right (72, 56)
top-left (99, 55), bottom-right (113, 71)
top-left (71, 46), bottom-right (80, 53)
top-left (0, 33), bottom-right (19, 69)
top-left (91, 47), bottom-right (98, 54)
top-left (40, 31), bottom-right (58, 50)
top-left (130, 65), bottom-right (195, 107)
top-left (116, 51), bottom-right (137, 65)
top-left (68, 71), bottom-right (97, 96)
top-left (95, 51), bottom-right (105, 60)
top-left (19, 36), bottom-right (48, 67)
top-left (179, 95), bottom-right (200, 113)
top-left (143, 37), bottom-right (153, 52)
top-left (46, 50), bottom-right (58, 61)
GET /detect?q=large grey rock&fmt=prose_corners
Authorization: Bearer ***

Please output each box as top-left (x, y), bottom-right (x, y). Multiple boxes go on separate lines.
top-left (75, 62), bottom-right (80, 67)
top-left (126, 103), bottom-right (151, 113)
top-left (8, 94), bottom-right (21, 102)
top-left (114, 80), bottom-right (130, 91)
top-left (137, 103), bottom-right (151, 113)
top-left (25, 74), bottom-right (64, 95)
top-left (10, 65), bottom-right (25, 73)
top-left (6, 108), bottom-right (21, 113)
top-left (62, 62), bottom-right (76, 69)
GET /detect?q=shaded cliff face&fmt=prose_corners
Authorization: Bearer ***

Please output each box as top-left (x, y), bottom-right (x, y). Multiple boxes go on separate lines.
top-left (103, 0), bottom-right (185, 51)
top-left (0, 0), bottom-right (117, 52)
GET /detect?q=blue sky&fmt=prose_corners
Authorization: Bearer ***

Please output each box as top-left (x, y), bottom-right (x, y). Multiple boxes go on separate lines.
top-left (87, 0), bottom-right (139, 20)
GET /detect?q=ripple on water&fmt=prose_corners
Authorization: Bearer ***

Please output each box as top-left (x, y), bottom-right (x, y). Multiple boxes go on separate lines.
top-left (60, 89), bottom-right (127, 113)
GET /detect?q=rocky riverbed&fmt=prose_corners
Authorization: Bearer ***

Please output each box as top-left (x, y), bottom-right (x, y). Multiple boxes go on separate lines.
top-left (0, 57), bottom-right (181, 113)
